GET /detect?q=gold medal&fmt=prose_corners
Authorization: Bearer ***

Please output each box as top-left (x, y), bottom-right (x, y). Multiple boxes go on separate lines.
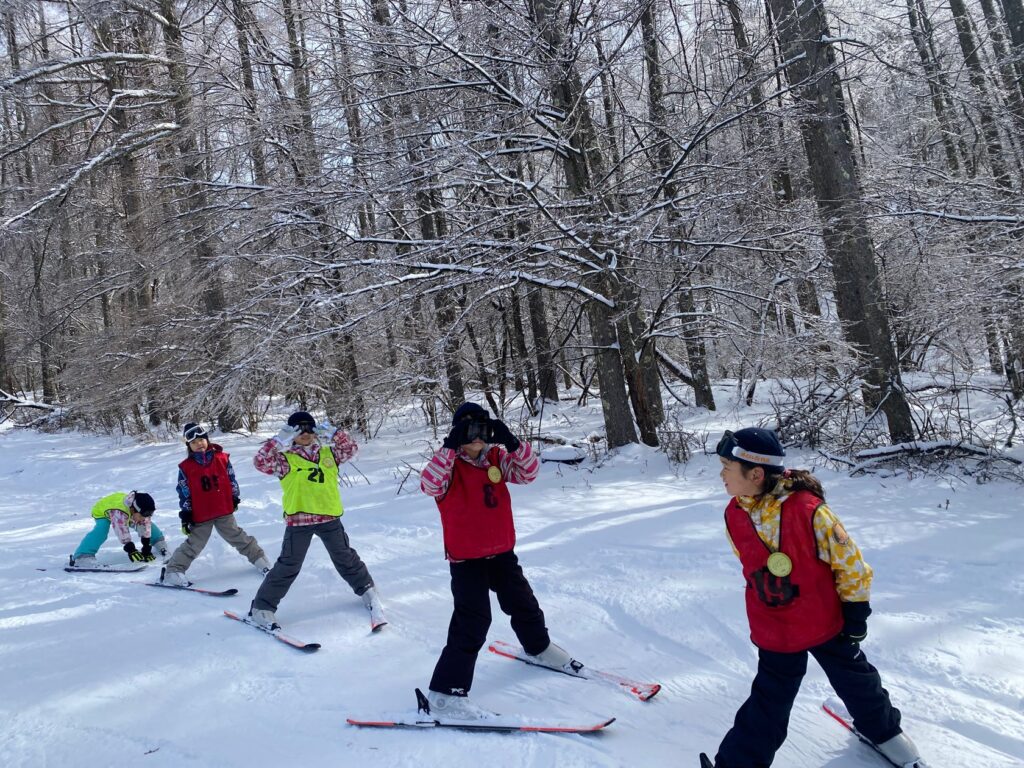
top-left (766, 552), bottom-right (792, 578)
top-left (487, 466), bottom-right (502, 483)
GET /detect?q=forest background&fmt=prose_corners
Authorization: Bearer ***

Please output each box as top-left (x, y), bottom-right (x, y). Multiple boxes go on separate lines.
top-left (1, 0), bottom-right (1023, 458)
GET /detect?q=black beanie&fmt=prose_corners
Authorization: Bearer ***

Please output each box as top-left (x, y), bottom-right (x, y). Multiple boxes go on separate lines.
top-left (452, 402), bottom-right (487, 425)
top-left (131, 492), bottom-right (156, 516)
top-left (287, 411), bottom-right (316, 429)
top-left (718, 427), bottom-right (786, 472)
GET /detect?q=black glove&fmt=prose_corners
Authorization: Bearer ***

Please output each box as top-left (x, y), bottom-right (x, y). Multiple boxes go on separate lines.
top-left (139, 537), bottom-right (157, 563)
top-left (124, 542), bottom-right (145, 562)
top-left (179, 509), bottom-right (194, 536)
top-left (442, 422), bottom-right (468, 450)
top-left (233, 497), bottom-right (240, 511)
top-left (840, 600), bottom-right (871, 644)
top-left (489, 419), bottom-right (521, 452)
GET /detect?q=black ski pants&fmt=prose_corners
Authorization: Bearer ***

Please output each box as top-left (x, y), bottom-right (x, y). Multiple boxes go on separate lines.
top-left (429, 549), bottom-right (550, 696)
top-left (715, 635), bottom-right (903, 768)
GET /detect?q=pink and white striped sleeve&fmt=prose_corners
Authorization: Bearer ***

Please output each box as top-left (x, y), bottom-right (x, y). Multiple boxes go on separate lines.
top-left (420, 448), bottom-right (457, 498)
top-left (500, 442), bottom-right (539, 485)
top-left (253, 439), bottom-right (290, 478)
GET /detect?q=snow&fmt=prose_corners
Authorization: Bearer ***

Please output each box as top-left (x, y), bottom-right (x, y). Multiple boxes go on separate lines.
top-left (1, 396), bottom-right (1023, 767)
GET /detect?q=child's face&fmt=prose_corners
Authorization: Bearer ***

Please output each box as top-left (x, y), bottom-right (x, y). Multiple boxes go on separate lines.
top-left (188, 436), bottom-right (208, 451)
top-left (719, 458), bottom-right (764, 497)
top-left (294, 431), bottom-right (316, 447)
top-left (461, 438), bottom-right (486, 459)
top-left (130, 511), bottom-right (147, 525)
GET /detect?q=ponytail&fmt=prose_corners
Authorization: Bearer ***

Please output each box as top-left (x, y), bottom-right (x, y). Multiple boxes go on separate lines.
top-left (785, 469), bottom-right (825, 500)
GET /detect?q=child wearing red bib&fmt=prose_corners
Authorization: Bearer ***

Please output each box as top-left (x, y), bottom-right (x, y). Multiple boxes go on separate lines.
top-left (419, 402), bottom-right (578, 720)
top-left (702, 428), bottom-right (928, 768)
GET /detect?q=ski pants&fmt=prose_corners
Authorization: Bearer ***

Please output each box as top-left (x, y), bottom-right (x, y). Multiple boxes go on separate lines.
top-left (429, 549), bottom-right (550, 697)
top-left (164, 513), bottom-right (266, 574)
top-left (251, 518), bottom-right (372, 612)
top-left (715, 635), bottom-right (903, 768)
top-left (74, 518), bottom-right (166, 558)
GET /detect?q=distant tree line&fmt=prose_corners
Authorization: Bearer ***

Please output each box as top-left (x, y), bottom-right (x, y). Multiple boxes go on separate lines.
top-left (1, 0), bottom-right (1022, 449)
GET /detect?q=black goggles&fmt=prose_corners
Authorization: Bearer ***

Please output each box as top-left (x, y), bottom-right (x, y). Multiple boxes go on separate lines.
top-left (715, 430), bottom-right (738, 458)
top-left (463, 419), bottom-right (492, 443)
top-left (184, 425), bottom-right (208, 442)
top-left (294, 421), bottom-right (316, 434)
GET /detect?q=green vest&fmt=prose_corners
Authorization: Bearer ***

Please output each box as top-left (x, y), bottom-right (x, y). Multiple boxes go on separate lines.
top-left (91, 492), bottom-right (131, 520)
top-left (281, 449), bottom-right (344, 517)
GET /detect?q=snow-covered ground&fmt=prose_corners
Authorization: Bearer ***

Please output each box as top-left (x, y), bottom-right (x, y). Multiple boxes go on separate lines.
top-left (1, 393), bottom-right (1022, 767)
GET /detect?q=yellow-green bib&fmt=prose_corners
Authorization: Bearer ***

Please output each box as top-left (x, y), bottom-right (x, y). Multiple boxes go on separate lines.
top-left (91, 492), bottom-right (131, 520)
top-left (281, 449), bottom-right (344, 517)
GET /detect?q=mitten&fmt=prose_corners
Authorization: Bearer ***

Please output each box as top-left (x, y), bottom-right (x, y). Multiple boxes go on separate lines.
top-left (442, 422), bottom-right (468, 450)
top-left (315, 422), bottom-right (337, 441)
top-left (273, 424), bottom-right (300, 447)
top-left (139, 537), bottom-right (156, 563)
top-left (124, 542), bottom-right (145, 562)
top-left (840, 600), bottom-right (871, 643)
top-left (179, 509), bottom-right (194, 536)
top-left (488, 419), bottom-right (521, 452)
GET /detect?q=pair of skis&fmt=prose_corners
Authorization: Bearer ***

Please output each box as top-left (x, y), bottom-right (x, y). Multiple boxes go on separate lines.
top-left (347, 641), bottom-right (661, 734)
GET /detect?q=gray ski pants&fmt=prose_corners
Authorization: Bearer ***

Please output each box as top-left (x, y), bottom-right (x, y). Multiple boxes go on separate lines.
top-left (252, 518), bottom-right (372, 612)
top-left (165, 514), bottom-right (266, 574)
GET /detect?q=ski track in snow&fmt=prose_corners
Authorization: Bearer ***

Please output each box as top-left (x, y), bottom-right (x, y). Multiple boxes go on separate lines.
top-left (1, 405), bottom-right (1023, 768)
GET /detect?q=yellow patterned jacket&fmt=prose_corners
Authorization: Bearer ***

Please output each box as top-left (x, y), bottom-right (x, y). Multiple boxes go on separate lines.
top-left (725, 478), bottom-right (873, 602)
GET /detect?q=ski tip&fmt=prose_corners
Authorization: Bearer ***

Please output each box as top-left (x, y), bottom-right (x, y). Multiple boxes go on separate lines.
top-left (637, 683), bottom-right (662, 701)
top-left (371, 621), bottom-right (388, 633)
top-left (699, 752), bottom-right (715, 768)
top-left (347, 718), bottom-right (396, 727)
top-left (223, 588), bottom-right (240, 595)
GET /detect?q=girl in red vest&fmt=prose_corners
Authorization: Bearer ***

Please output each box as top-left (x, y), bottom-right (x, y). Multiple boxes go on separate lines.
top-left (160, 423), bottom-right (271, 586)
top-left (702, 428), bottom-right (928, 768)
top-left (419, 402), bottom-right (579, 719)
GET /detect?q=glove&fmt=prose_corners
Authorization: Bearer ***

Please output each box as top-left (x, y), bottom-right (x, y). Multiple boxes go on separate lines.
top-left (179, 509), bottom-right (193, 536)
top-left (442, 421), bottom-right (469, 450)
top-left (489, 419), bottom-right (521, 452)
top-left (124, 542), bottom-right (145, 562)
top-left (233, 497), bottom-right (240, 511)
top-left (315, 422), bottom-right (337, 441)
top-left (840, 600), bottom-right (871, 644)
top-left (273, 424), bottom-right (300, 447)
top-left (139, 537), bottom-right (157, 563)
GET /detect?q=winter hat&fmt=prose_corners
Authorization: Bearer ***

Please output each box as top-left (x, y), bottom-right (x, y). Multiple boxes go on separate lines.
top-left (452, 402), bottom-right (488, 425)
top-left (287, 411), bottom-right (317, 432)
top-left (182, 422), bottom-right (208, 442)
top-left (131, 491), bottom-right (156, 517)
top-left (716, 427), bottom-right (785, 472)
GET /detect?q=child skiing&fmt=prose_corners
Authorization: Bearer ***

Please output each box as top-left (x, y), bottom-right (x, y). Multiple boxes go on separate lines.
top-left (69, 491), bottom-right (167, 566)
top-left (160, 422), bottom-right (271, 587)
top-left (419, 402), bottom-right (578, 719)
top-left (701, 427), bottom-right (929, 768)
top-left (248, 411), bottom-right (384, 630)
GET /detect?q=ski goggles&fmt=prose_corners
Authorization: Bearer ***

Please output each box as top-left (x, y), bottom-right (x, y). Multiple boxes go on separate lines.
top-left (184, 425), bottom-right (208, 442)
top-left (463, 418), bottom-right (492, 443)
top-left (715, 430), bottom-right (785, 467)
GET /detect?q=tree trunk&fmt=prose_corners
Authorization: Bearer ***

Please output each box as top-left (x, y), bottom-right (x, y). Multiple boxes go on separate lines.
top-left (767, 0), bottom-right (916, 443)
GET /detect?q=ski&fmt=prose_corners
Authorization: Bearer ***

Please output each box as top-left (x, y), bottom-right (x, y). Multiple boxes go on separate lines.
top-left (223, 610), bottom-right (321, 653)
top-left (822, 701), bottom-right (922, 767)
top-left (65, 564), bottom-right (147, 573)
top-left (347, 689), bottom-right (614, 734)
top-left (699, 754), bottom-right (715, 768)
top-left (147, 582), bottom-right (238, 597)
top-left (487, 640), bottom-right (661, 701)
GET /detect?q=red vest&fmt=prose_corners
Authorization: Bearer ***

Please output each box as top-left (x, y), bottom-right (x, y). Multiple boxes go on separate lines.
top-left (436, 447), bottom-right (515, 560)
top-left (179, 446), bottom-right (235, 524)
top-left (725, 490), bottom-right (844, 653)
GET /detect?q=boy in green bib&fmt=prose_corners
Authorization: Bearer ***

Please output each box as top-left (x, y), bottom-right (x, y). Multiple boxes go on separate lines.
top-left (249, 411), bottom-right (385, 630)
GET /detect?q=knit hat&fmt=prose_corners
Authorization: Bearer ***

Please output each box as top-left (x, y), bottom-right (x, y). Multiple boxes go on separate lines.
top-left (131, 491), bottom-right (156, 517)
top-left (452, 402), bottom-right (488, 425)
top-left (287, 411), bottom-right (316, 432)
top-left (182, 422), bottom-right (208, 442)
top-left (716, 427), bottom-right (785, 472)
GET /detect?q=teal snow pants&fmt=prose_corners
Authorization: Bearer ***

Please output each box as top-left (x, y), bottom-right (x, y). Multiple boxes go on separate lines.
top-left (74, 518), bottom-right (167, 558)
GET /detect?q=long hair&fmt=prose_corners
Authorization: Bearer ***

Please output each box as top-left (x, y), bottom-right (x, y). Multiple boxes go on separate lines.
top-left (742, 466), bottom-right (826, 500)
